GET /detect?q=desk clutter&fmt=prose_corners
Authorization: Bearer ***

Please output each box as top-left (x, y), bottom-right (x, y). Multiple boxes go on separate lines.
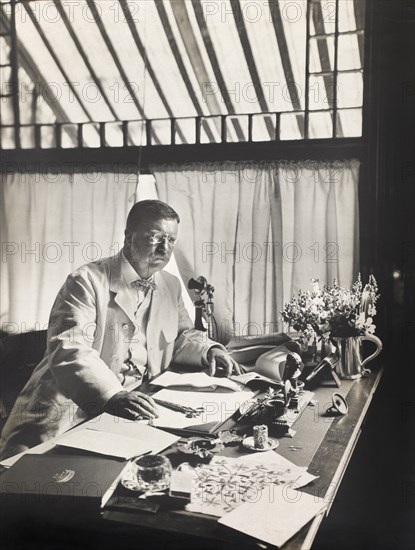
top-left (0, 337), bottom-right (350, 548)
top-left (105, 447), bottom-right (323, 548)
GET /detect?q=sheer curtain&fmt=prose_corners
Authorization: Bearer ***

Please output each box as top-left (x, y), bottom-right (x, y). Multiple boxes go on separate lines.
top-left (0, 171), bottom-right (194, 333)
top-left (1, 162), bottom-right (359, 337)
top-left (153, 160), bottom-right (360, 343)
top-left (1, 170), bottom-right (137, 332)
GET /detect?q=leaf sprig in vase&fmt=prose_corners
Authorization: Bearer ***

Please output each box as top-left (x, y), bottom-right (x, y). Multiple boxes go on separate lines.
top-left (281, 275), bottom-right (380, 344)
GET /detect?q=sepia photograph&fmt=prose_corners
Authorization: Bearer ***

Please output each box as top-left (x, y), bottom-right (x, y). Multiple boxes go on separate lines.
top-left (0, 1), bottom-right (414, 549)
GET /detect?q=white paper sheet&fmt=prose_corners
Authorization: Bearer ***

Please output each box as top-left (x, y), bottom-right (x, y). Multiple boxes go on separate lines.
top-left (211, 451), bottom-right (318, 488)
top-left (0, 414), bottom-right (180, 467)
top-left (84, 412), bottom-right (180, 453)
top-left (0, 439), bottom-right (58, 468)
top-left (150, 388), bottom-right (255, 429)
top-left (219, 485), bottom-right (326, 548)
top-left (55, 428), bottom-right (154, 459)
top-left (153, 371), bottom-right (243, 392)
top-left (186, 455), bottom-right (308, 517)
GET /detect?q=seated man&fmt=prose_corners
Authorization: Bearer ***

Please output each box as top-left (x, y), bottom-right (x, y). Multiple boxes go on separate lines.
top-left (0, 200), bottom-right (240, 460)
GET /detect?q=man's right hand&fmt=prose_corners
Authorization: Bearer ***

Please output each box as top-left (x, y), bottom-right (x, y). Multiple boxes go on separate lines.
top-left (103, 390), bottom-right (159, 420)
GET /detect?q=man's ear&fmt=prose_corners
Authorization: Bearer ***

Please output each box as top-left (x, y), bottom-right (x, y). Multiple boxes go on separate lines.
top-left (124, 229), bottom-right (133, 246)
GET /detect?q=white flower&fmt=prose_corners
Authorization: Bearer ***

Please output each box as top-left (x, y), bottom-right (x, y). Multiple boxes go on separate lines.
top-left (311, 279), bottom-right (320, 294)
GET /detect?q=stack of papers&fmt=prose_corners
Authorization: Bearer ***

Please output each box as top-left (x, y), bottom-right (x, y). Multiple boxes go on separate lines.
top-left (150, 388), bottom-right (255, 430)
top-left (186, 451), bottom-right (317, 517)
top-left (152, 371), bottom-right (243, 392)
top-left (153, 370), bottom-right (283, 392)
top-left (218, 486), bottom-right (326, 548)
top-left (184, 450), bottom-right (324, 548)
top-left (54, 413), bottom-right (180, 459)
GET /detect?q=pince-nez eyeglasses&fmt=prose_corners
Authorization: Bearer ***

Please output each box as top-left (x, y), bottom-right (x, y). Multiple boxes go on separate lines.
top-left (147, 232), bottom-right (177, 246)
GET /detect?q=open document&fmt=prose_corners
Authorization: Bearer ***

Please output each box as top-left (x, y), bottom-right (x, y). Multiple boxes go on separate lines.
top-left (186, 452), bottom-right (318, 517)
top-left (219, 485), bottom-right (326, 548)
top-left (152, 371), bottom-right (282, 392)
top-left (54, 413), bottom-right (180, 459)
top-left (150, 387), bottom-right (255, 431)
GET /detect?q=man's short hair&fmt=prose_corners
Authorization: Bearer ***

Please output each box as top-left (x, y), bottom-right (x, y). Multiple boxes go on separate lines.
top-left (126, 200), bottom-right (180, 232)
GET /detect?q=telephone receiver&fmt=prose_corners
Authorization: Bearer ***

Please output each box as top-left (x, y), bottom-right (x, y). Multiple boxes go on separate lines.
top-left (188, 276), bottom-right (208, 295)
top-left (252, 344), bottom-right (303, 382)
top-left (305, 353), bottom-right (342, 387)
top-left (247, 343), bottom-right (342, 387)
top-left (188, 276), bottom-right (217, 339)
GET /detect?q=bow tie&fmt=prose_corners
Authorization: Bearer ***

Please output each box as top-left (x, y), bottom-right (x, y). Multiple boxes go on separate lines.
top-left (131, 278), bottom-right (156, 292)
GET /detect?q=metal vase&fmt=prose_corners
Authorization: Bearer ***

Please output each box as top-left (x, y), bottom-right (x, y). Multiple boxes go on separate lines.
top-left (332, 334), bottom-right (383, 380)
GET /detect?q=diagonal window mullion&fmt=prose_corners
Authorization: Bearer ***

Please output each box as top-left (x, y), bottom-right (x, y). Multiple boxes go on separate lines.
top-left (155, 0), bottom-right (216, 143)
top-left (52, 0), bottom-right (119, 124)
top-left (312, 0), bottom-right (343, 137)
top-left (353, 0), bottom-right (365, 67)
top-left (85, 0), bottom-right (161, 145)
top-left (1, 3), bottom-right (78, 145)
top-left (120, 0), bottom-right (187, 145)
top-left (23, 1), bottom-right (94, 124)
top-left (0, 1), bottom-right (20, 148)
top-left (191, 0), bottom-right (245, 141)
top-left (229, 0), bottom-right (275, 140)
top-left (268, 0), bottom-right (304, 136)
top-left (170, 0), bottom-right (230, 142)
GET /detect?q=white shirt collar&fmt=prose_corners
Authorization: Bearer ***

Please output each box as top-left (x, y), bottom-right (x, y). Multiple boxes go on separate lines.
top-left (120, 250), bottom-right (155, 286)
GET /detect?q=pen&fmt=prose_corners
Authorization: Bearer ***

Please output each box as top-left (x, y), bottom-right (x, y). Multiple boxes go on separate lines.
top-left (153, 398), bottom-right (204, 417)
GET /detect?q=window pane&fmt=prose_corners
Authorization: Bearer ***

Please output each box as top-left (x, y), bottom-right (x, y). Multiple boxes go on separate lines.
top-left (175, 118), bottom-right (196, 145)
top-left (20, 126), bottom-right (35, 148)
top-left (127, 121), bottom-right (146, 146)
top-left (339, 0), bottom-right (365, 32)
top-left (151, 119), bottom-right (172, 145)
top-left (310, 1), bottom-right (337, 36)
top-left (0, 37), bottom-right (10, 64)
top-left (40, 125), bottom-right (56, 148)
top-left (337, 72), bottom-right (363, 108)
top-left (226, 116), bottom-right (248, 143)
top-left (83, 123), bottom-right (102, 148)
top-left (0, 126), bottom-right (15, 148)
top-left (309, 74), bottom-right (335, 110)
top-left (338, 34), bottom-right (364, 70)
top-left (0, 94), bottom-right (14, 125)
top-left (200, 116), bottom-right (221, 144)
top-left (0, 65), bottom-right (11, 86)
top-left (336, 109), bottom-right (362, 137)
top-left (309, 36), bottom-right (335, 73)
top-left (252, 114), bottom-right (276, 142)
top-left (308, 111), bottom-right (333, 138)
top-left (280, 113), bottom-right (304, 140)
top-left (104, 122), bottom-right (124, 147)
top-left (61, 124), bottom-right (78, 148)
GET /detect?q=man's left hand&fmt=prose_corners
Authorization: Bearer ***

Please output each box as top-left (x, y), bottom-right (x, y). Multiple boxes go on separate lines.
top-left (207, 347), bottom-right (243, 378)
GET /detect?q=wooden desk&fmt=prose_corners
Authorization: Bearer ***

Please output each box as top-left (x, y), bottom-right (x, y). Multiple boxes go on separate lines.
top-left (0, 368), bottom-right (382, 549)
top-left (100, 367), bottom-right (383, 549)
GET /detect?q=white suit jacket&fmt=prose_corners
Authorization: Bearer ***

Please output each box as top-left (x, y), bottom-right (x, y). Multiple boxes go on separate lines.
top-left (0, 251), bottom-right (219, 458)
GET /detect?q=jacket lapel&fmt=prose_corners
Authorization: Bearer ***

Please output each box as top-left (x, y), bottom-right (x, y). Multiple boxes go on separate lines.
top-left (147, 271), bottom-right (177, 370)
top-left (108, 256), bottom-right (176, 371)
top-left (147, 271), bottom-right (168, 344)
top-left (109, 252), bottom-right (136, 323)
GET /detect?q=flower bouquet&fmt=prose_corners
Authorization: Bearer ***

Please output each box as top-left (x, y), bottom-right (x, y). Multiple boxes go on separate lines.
top-left (281, 275), bottom-right (380, 344)
top-left (281, 275), bottom-right (382, 378)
